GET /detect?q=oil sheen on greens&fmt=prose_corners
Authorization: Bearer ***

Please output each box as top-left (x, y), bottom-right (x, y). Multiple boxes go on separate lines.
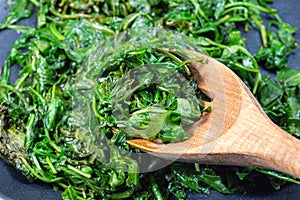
top-left (0, 0), bottom-right (300, 200)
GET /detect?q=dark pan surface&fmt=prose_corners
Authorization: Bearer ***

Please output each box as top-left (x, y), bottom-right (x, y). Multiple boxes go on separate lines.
top-left (0, 0), bottom-right (299, 199)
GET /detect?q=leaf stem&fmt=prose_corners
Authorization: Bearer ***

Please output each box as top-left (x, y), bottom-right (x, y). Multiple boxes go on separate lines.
top-left (67, 165), bottom-right (92, 179)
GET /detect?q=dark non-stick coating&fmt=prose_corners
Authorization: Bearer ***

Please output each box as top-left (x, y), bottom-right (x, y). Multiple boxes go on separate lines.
top-left (0, 1), bottom-right (299, 199)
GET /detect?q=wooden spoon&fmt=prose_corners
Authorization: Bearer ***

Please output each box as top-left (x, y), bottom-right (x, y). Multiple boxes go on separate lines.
top-left (127, 50), bottom-right (300, 179)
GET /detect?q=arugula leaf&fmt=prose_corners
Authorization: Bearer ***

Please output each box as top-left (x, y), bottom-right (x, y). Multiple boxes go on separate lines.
top-left (256, 22), bottom-right (298, 70)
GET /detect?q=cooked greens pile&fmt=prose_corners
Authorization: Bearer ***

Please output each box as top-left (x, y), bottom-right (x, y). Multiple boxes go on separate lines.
top-left (0, 0), bottom-right (300, 199)
top-left (86, 43), bottom-right (207, 144)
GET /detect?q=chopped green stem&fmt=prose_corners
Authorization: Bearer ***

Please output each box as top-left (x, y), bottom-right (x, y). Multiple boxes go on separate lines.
top-left (256, 169), bottom-right (300, 184)
top-left (190, 0), bottom-right (209, 21)
top-left (179, 57), bottom-right (207, 68)
top-left (51, 85), bottom-right (56, 100)
top-left (0, 83), bottom-right (28, 106)
top-left (252, 73), bottom-right (261, 95)
top-left (223, 6), bottom-right (248, 17)
top-left (156, 48), bottom-right (192, 75)
top-left (156, 48), bottom-right (182, 64)
top-left (228, 61), bottom-right (260, 73)
top-left (15, 73), bottom-right (29, 90)
top-left (29, 87), bottom-right (46, 104)
top-left (44, 128), bottom-right (62, 153)
top-left (92, 96), bottom-right (106, 121)
top-left (150, 175), bottom-right (164, 200)
top-left (67, 165), bottom-right (92, 179)
top-left (250, 16), bottom-right (268, 47)
top-left (260, 25), bottom-right (268, 47)
top-left (214, 14), bottom-right (231, 25)
top-left (49, 22), bottom-right (65, 40)
top-left (32, 153), bottom-right (42, 173)
top-left (20, 156), bottom-right (63, 183)
top-left (0, 83), bottom-right (14, 91)
top-left (225, 2), bottom-right (277, 14)
top-left (25, 113), bottom-right (35, 150)
top-left (49, 6), bottom-right (101, 19)
top-left (6, 25), bottom-right (35, 33)
top-left (194, 163), bottom-right (200, 172)
top-left (83, 20), bottom-right (115, 35)
top-left (46, 156), bottom-right (58, 174)
top-left (29, 0), bottom-right (39, 7)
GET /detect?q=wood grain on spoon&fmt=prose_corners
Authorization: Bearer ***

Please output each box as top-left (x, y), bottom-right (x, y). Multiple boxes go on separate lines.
top-left (128, 50), bottom-right (300, 179)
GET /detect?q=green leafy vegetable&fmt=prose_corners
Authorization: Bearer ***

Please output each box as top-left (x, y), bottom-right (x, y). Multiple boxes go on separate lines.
top-left (256, 22), bottom-right (298, 70)
top-left (0, 0), bottom-right (299, 199)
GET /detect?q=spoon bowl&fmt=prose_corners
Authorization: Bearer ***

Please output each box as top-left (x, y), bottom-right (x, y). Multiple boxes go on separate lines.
top-left (128, 50), bottom-right (300, 179)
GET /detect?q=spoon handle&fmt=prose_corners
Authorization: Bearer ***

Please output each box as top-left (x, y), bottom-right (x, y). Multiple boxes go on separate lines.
top-left (222, 100), bottom-right (300, 179)
top-left (215, 66), bottom-right (300, 179)
top-left (214, 75), bottom-right (300, 178)
top-left (248, 120), bottom-right (300, 179)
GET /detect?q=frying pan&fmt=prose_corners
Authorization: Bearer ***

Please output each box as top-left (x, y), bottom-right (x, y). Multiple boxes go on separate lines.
top-left (0, 0), bottom-right (299, 199)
